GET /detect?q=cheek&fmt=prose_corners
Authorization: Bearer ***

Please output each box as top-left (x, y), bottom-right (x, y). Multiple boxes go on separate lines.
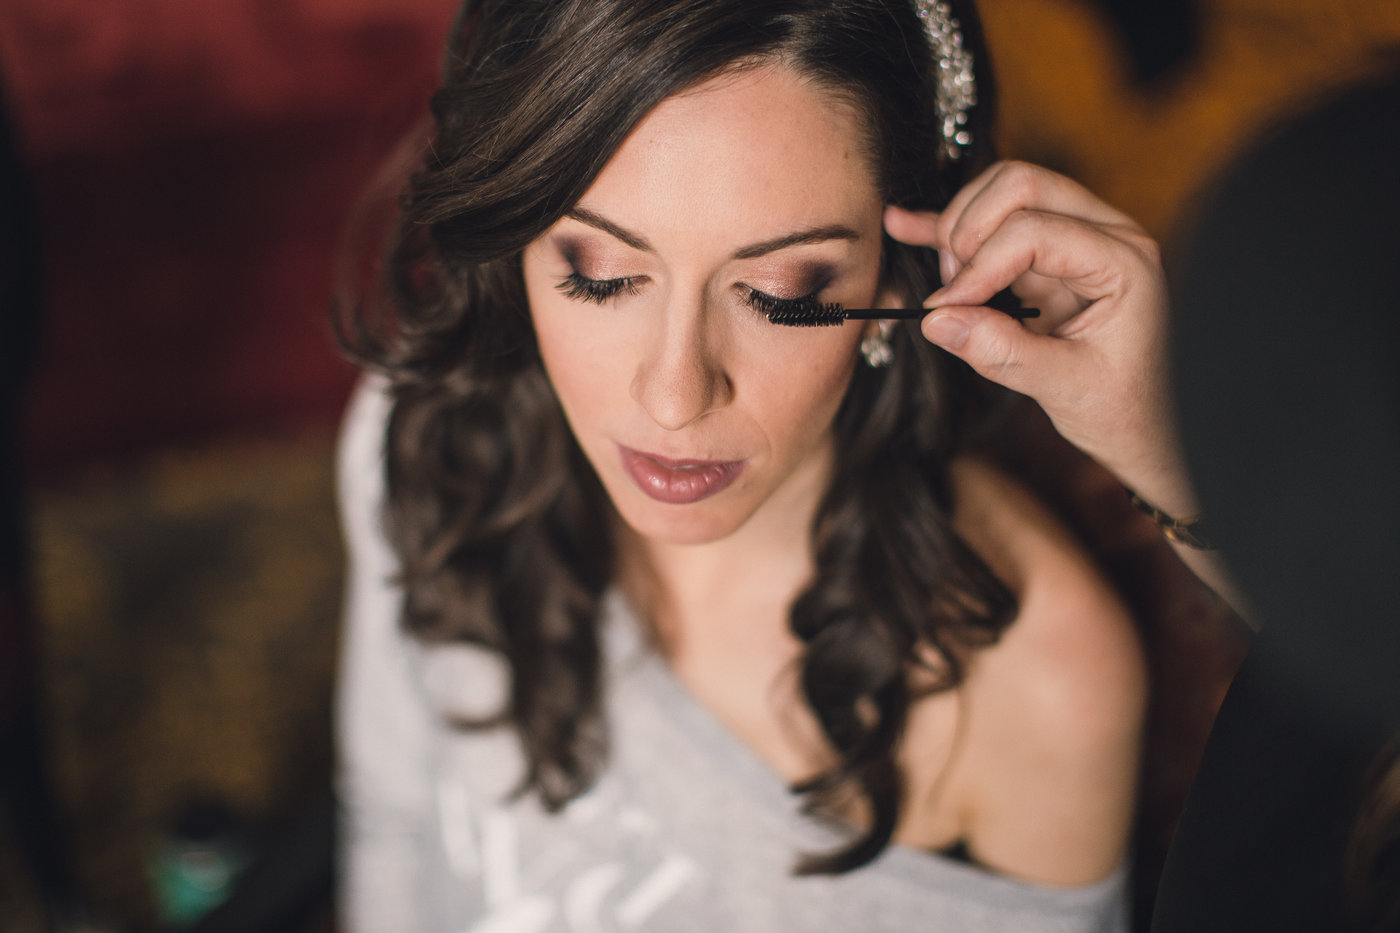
top-left (743, 331), bottom-right (863, 451)
top-left (525, 284), bottom-right (622, 428)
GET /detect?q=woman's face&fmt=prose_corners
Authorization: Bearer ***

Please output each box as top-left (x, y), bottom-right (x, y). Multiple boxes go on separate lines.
top-left (523, 64), bottom-right (888, 546)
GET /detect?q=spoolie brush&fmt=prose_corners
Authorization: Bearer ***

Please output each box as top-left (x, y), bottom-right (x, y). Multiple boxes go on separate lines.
top-left (765, 288), bottom-right (1038, 327)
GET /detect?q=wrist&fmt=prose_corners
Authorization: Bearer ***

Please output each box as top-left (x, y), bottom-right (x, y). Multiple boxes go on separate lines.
top-left (1083, 403), bottom-right (1199, 517)
top-left (1124, 487), bottom-right (1213, 550)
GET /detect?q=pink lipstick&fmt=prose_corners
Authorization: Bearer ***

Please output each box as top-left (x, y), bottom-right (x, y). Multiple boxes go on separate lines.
top-left (618, 446), bottom-right (746, 505)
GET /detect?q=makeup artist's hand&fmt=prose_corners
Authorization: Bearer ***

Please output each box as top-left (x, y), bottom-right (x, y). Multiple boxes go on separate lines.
top-left (884, 161), bottom-right (1196, 519)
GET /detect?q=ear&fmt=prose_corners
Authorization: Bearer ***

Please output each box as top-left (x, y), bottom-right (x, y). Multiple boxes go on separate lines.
top-left (858, 317), bottom-right (894, 346)
top-left (874, 282), bottom-right (903, 311)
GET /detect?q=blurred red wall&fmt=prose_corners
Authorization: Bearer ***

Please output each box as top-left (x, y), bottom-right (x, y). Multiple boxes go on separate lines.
top-left (0, 0), bottom-right (458, 474)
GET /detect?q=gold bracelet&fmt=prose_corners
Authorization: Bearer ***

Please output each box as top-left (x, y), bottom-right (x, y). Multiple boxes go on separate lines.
top-left (1126, 488), bottom-right (1215, 550)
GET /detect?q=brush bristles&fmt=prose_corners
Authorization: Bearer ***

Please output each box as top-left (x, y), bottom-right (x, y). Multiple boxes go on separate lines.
top-left (765, 301), bottom-right (846, 327)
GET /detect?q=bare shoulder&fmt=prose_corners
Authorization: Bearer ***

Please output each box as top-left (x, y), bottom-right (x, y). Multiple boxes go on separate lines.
top-left (942, 458), bottom-right (1147, 884)
top-left (948, 458), bottom-right (1146, 722)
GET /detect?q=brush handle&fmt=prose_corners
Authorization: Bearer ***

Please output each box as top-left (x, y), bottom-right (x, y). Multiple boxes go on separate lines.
top-left (845, 288), bottom-right (1040, 321)
top-left (841, 307), bottom-right (924, 320)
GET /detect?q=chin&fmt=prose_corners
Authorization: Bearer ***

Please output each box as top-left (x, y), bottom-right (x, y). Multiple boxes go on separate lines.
top-left (611, 494), bottom-right (752, 547)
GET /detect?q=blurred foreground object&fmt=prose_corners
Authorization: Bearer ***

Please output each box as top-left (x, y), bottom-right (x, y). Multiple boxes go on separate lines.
top-left (0, 1), bottom-right (453, 927)
top-left (1159, 68), bottom-right (1400, 932)
top-left (1, 66), bottom-right (97, 932)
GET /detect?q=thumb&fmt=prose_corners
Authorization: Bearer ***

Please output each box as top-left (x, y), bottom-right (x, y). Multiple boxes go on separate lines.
top-left (921, 306), bottom-right (1079, 401)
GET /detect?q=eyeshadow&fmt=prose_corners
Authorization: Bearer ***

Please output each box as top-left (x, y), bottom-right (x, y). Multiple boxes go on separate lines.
top-left (746, 260), bottom-right (838, 300)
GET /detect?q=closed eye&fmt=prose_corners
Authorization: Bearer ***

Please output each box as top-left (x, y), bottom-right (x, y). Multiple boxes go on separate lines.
top-left (741, 286), bottom-right (820, 318)
top-left (557, 271), bottom-right (641, 304)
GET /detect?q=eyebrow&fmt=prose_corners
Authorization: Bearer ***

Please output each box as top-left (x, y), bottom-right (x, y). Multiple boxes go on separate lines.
top-left (566, 207), bottom-right (651, 252)
top-left (564, 207), bottom-right (861, 260)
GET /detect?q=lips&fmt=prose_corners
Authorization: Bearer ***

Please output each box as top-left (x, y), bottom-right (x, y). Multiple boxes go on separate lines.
top-left (618, 445), bottom-right (746, 504)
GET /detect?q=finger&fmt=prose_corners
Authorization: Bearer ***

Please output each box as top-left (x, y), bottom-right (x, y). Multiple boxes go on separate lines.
top-left (931, 161), bottom-right (1002, 236)
top-left (883, 205), bottom-right (965, 289)
top-left (944, 161), bottom-right (1142, 267)
top-left (931, 161), bottom-right (1089, 253)
top-left (882, 204), bottom-right (942, 248)
top-left (889, 161), bottom-right (1143, 293)
top-left (920, 304), bottom-right (1097, 408)
top-left (929, 209), bottom-right (1159, 333)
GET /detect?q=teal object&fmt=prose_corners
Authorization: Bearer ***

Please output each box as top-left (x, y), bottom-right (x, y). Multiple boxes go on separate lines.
top-left (149, 815), bottom-right (249, 928)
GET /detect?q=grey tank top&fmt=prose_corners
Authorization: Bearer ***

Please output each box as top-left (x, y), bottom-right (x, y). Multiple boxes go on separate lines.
top-left (336, 380), bottom-right (1131, 933)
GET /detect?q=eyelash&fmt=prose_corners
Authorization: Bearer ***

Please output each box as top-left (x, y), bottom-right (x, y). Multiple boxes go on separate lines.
top-left (741, 287), bottom-right (821, 318)
top-left (555, 272), bottom-right (820, 317)
top-left (556, 271), bottom-right (640, 304)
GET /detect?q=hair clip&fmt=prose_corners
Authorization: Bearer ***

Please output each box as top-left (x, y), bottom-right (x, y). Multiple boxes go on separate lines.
top-left (914, 1), bottom-right (976, 161)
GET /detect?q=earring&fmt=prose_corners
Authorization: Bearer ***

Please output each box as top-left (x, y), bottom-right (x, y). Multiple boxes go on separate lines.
top-left (860, 321), bottom-right (895, 368)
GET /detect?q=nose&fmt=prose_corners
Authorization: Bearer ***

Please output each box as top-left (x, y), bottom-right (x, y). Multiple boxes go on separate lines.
top-left (629, 301), bottom-right (733, 432)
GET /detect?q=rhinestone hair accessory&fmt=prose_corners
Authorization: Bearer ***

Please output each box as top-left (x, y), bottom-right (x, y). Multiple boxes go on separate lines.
top-left (914, 0), bottom-right (976, 160)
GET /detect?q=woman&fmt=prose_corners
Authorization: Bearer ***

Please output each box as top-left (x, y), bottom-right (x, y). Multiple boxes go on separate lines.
top-left (337, 1), bottom-right (1151, 929)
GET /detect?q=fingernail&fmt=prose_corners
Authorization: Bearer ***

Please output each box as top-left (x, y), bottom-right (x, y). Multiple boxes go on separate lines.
top-left (923, 313), bottom-right (970, 351)
top-left (939, 250), bottom-right (960, 286)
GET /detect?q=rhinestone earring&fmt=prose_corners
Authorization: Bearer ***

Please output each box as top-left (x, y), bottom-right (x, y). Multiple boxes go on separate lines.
top-left (860, 321), bottom-right (895, 368)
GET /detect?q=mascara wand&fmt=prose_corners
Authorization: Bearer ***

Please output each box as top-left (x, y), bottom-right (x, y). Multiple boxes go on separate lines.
top-left (766, 288), bottom-right (1038, 327)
